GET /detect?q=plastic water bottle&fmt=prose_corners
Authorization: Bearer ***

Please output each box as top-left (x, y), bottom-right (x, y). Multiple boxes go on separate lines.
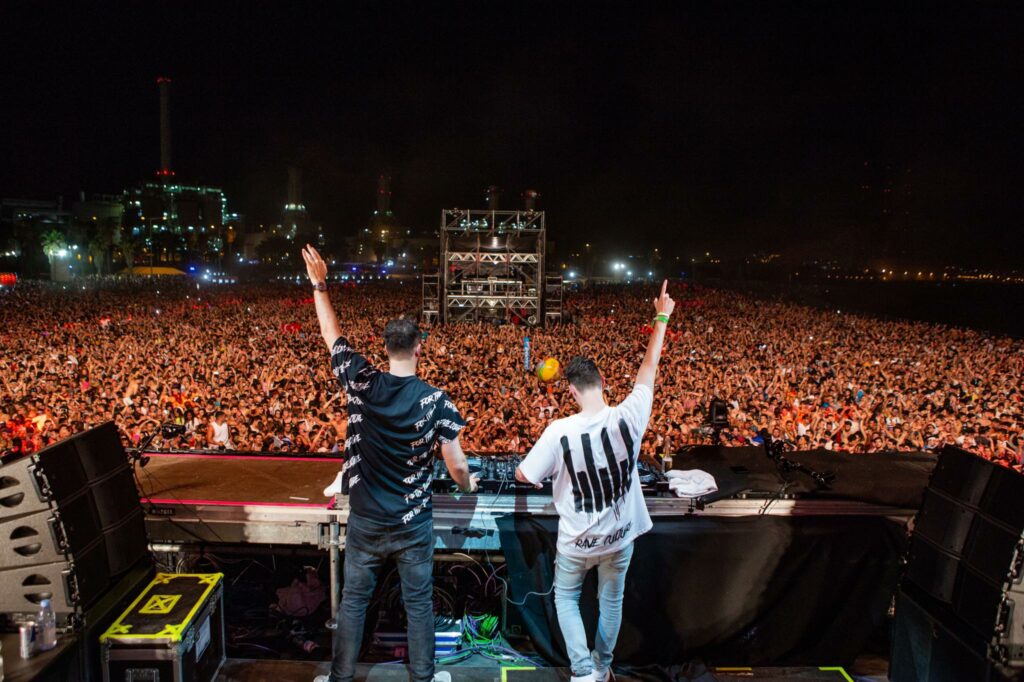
top-left (37, 600), bottom-right (56, 652)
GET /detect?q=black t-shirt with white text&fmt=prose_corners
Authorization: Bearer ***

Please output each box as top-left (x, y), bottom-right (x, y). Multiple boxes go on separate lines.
top-left (331, 336), bottom-right (465, 526)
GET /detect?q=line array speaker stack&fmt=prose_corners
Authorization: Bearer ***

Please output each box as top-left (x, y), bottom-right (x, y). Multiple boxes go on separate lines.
top-left (0, 422), bottom-right (150, 627)
top-left (891, 445), bottom-right (1024, 682)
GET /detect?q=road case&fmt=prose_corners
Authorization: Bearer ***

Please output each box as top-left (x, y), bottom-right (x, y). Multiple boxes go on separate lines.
top-left (100, 573), bottom-right (225, 682)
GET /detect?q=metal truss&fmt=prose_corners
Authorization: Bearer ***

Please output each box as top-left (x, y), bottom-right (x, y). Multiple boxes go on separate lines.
top-left (423, 207), bottom-right (562, 326)
top-left (447, 295), bottom-right (539, 309)
top-left (442, 208), bottom-right (544, 234)
top-left (421, 273), bottom-right (440, 325)
top-left (545, 275), bottom-right (563, 324)
top-left (446, 252), bottom-right (540, 264)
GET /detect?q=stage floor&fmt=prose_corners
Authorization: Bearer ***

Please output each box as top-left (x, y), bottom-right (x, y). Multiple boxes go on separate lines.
top-left (139, 452), bottom-right (340, 508)
top-left (218, 658), bottom-right (888, 681)
top-left (138, 452), bottom-right (916, 548)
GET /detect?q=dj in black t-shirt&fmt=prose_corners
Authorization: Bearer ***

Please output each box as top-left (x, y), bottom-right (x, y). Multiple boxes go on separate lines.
top-left (302, 244), bottom-right (476, 682)
top-left (331, 335), bottom-right (466, 525)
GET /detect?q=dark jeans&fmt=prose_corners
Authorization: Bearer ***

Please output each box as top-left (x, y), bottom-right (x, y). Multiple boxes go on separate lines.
top-left (330, 512), bottom-right (435, 682)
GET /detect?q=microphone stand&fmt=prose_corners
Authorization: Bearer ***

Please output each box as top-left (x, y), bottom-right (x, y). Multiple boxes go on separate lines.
top-left (759, 428), bottom-right (836, 489)
top-left (129, 422), bottom-right (186, 468)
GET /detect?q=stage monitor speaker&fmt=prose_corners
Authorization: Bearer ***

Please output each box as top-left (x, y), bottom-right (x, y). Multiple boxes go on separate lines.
top-left (891, 586), bottom-right (1006, 682)
top-left (0, 422), bottom-right (150, 625)
top-left (891, 445), bottom-right (1024, 681)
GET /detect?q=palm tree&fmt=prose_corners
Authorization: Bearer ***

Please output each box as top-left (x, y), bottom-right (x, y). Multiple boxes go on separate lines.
top-left (88, 217), bottom-right (119, 275)
top-left (41, 229), bottom-right (68, 281)
top-left (118, 225), bottom-right (138, 273)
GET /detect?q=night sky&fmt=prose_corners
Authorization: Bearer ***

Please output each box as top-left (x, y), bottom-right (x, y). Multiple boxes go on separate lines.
top-left (1, 2), bottom-right (1021, 266)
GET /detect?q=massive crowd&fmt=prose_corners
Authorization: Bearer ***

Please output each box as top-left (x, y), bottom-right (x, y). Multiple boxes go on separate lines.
top-left (2, 278), bottom-right (1022, 468)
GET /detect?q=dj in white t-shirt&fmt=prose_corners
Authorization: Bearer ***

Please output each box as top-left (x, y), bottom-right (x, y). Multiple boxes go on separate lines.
top-left (516, 280), bottom-right (675, 682)
top-left (517, 382), bottom-right (654, 558)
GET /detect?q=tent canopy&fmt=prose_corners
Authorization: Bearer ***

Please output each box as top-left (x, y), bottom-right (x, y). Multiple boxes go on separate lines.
top-left (120, 266), bottom-right (188, 276)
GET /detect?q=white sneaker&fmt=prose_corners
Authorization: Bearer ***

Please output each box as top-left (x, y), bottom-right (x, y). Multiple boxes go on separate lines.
top-left (593, 669), bottom-right (611, 682)
top-left (312, 676), bottom-right (330, 682)
top-left (570, 674), bottom-right (595, 682)
top-left (434, 673), bottom-right (452, 682)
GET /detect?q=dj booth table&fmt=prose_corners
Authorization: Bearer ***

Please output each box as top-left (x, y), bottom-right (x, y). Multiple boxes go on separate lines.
top-left (136, 447), bottom-right (934, 666)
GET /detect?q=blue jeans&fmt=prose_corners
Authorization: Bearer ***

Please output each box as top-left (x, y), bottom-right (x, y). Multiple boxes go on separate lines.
top-left (330, 513), bottom-right (435, 682)
top-left (553, 543), bottom-right (634, 677)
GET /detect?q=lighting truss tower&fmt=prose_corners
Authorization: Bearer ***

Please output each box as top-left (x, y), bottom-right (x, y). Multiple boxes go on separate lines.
top-left (422, 273), bottom-right (440, 324)
top-left (544, 274), bottom-right (563, 325)
top-left (426, 208), bottom-right (551, 325)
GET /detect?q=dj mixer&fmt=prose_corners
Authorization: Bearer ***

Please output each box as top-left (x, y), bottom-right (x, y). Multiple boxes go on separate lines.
top-left (430, 455), bottom-right (666, 495)
top-left (431, 455), bottom-right (542, 493)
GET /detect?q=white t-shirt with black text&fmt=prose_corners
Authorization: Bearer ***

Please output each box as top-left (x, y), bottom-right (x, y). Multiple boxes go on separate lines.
top-left (519, 383), bottom-right (654, 558)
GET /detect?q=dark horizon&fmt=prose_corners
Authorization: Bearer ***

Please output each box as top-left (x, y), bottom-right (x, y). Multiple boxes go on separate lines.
top-left (1, 2), bottom-right (1022, 266)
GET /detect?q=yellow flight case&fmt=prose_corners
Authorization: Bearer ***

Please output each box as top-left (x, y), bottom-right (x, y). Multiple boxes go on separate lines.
top-left (100, 572), bottom-right (225, 682)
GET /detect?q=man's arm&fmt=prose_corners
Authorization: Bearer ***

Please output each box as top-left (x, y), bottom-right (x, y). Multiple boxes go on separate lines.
top-left (635, 279), bottom-right (676, 390)
top-left (302, 244), bottom-right (342, 350)
top-left (440, 437), bottom-right (479, 493)
top-left (515, 426), bottom-right (558, 489)
top-left (514, 466), bottom-right (543, 488)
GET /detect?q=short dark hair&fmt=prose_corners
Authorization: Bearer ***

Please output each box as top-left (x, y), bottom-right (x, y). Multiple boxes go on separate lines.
top-left (384, 318), bottom-right (420, 358)
top-left (564, 356), bottom-right (601, 391)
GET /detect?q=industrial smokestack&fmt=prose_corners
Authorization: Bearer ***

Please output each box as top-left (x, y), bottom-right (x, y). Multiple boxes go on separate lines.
top-left (287, 167), bottom-right (302, 206)
top-left (377, 174), bottom-right (392, 215)
top-left (486, 185), bottom-right (501, 210)
top-left (156, 76), bottom-right (173, 177)
top-left (523, 189), bottom-right (540, 211)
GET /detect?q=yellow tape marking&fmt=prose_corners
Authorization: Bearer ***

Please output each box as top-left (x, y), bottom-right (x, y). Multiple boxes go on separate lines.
top-left (501, 666), bottom-right (536, 682)
top-left (819, 667), bottom-right (854, 682)
top-left (100, 573), bottom-right (224, 643)
top-left (139, 594), bottom-right (181, 615)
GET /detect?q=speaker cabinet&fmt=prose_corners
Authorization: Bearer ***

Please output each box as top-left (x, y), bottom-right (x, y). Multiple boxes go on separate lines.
top-left (892, 445), bottom-right (1024, 681)
top-left (892, 587), bottom-right (998, 682)
top-left (0, 422), bottom-right (150, 625)
top-left (0, 450), bottom-right (52, 517)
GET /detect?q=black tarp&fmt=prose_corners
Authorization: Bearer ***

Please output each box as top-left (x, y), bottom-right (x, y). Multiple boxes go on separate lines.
top-left (497, 512), bottom-right (907, 668)
top-left (673, 446), bottom-right (935, 508)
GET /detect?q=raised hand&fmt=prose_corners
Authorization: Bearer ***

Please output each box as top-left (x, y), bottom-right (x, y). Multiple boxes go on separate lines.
top-left (301, 244), bottom-right (328, 285)
top-left (654, 279), bottom-right (675, 317)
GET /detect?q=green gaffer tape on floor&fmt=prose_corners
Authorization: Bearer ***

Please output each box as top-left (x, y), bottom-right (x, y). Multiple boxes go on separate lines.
top-left (501, 666), bottom-right (537, 681)
top-left (819, 667), bottom-right (854, 682)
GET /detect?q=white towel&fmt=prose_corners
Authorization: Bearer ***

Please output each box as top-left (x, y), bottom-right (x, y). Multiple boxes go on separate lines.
top-left (323, 472), bottom-right (344, 497)
top-left (665, 469), bottom-right (718, 498)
